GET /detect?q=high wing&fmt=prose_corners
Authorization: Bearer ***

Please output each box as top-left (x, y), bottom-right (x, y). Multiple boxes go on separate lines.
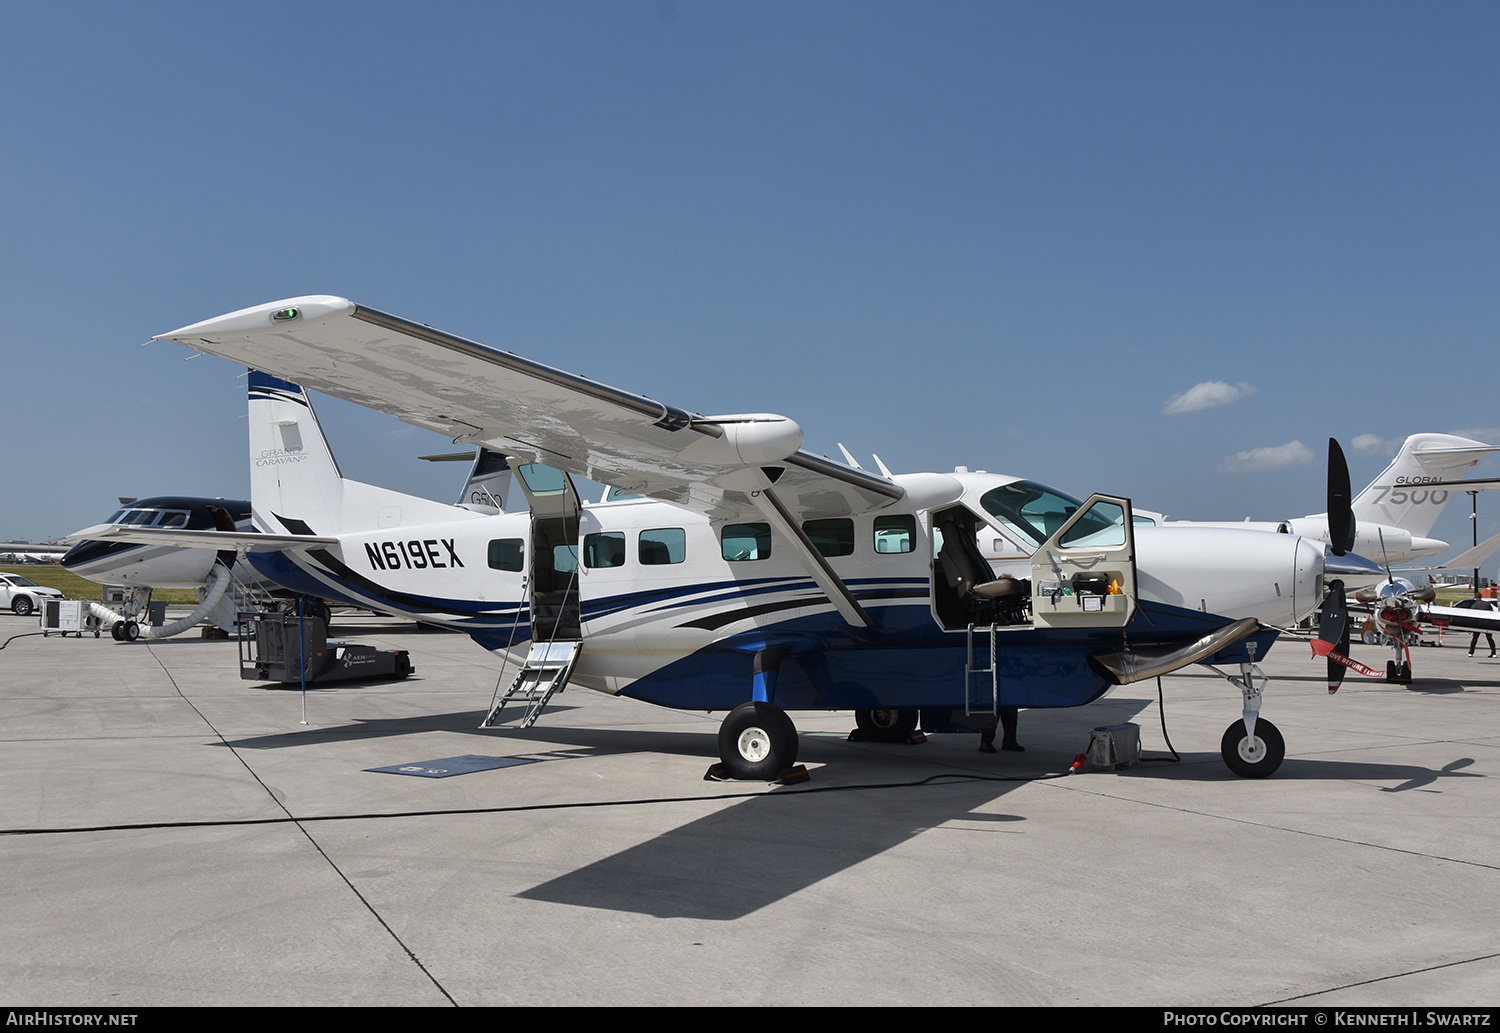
top-left (63, 523), bottom-right (336, 551)
top-left (154, 296), bottom-right (907, 628)
top-left (154, 297), bottom-right (904, 523)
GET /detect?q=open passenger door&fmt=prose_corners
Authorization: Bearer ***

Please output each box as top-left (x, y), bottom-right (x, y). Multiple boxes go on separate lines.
top-left (1030, 494), bottom-right (1137, 629)
top-left (511, 462), bottom-right (584, 642)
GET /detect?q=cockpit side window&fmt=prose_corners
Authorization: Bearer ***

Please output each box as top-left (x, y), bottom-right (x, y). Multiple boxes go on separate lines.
top-left (1057, 501), bottom-right (1126, 548)
top-left (978, 481), bottom-right (1086, 548)
top-left (156, 511), bottom-right (189, 528)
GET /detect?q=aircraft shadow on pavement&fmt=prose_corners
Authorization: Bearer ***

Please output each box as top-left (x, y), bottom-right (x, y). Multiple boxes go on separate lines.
top-left (515, 772), bottom-right (1027, 921)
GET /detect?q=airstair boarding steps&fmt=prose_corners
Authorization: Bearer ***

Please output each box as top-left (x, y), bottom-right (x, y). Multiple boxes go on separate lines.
top-left (965, 623), bottom-right (999, 717)
top-left (481, 640), bottom-right (583, 729)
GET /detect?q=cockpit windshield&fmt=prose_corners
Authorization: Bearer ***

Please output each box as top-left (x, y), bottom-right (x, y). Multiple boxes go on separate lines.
top-left (978, 480), bottom-right (1124, 549)
top-left (107, 508), bottom-right (190, 528)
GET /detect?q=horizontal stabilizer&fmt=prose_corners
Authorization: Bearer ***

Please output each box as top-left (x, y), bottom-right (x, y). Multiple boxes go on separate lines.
top-left (63, 524), bottom-right (336, 551)
top-left (1397, 529), bottom-right (1500, 573)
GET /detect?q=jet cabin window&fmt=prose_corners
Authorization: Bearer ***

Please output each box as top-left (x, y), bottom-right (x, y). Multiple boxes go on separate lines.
top-left (722, 523), bottom-right (772, 561)
top-left (802, 518), bottom-right (854, 558)
top-left (978, 481), bottom-right (1089, 549)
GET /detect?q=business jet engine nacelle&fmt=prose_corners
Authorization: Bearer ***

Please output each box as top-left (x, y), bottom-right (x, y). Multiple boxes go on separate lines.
top-left (1134, 526), bottom-right (1325, 627)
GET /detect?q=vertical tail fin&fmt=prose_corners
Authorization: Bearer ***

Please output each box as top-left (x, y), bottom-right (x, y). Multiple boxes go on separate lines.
top-left (247, 371), bottom-right (479, 536)
top-left (1352, 433), bottom-right (1499, 538)
top-left (457, 448), bottom-right (523, 513)
top-left (248, 371), bottom-right (345, 535)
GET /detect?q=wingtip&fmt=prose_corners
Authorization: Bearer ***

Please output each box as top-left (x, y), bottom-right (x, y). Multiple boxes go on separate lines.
top-left (154, 296), bottom-right (355, 342)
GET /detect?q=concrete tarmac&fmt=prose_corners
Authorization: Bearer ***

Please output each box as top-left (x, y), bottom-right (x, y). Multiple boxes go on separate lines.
top-left (1, 613), bottom-right (1498, 1006)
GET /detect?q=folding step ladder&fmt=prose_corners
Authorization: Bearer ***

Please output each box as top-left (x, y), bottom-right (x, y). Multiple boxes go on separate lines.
top-left (480, 640), bottom-right (582, 729)
top-left (965, 623), bottom-right (999, 717)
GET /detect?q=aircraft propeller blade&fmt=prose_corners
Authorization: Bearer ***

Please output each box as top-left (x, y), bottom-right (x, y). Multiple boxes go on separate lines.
top-left (1318, 578), bottom-right (1349, 693)
top-left (1329, 619), bottom-right (1351, 694)
top-left (1327, 438), bottom-right (1356, 557)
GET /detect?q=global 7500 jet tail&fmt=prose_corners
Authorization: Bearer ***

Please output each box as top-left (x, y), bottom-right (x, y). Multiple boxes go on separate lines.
top-left (117, 297), bottom-right (1391, 780)
top-left (1163, 433), bottom-right (1499, 566)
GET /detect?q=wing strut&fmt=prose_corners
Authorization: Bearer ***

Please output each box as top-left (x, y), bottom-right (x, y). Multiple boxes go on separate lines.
top-left (722, 469), bottom-right (872, 629)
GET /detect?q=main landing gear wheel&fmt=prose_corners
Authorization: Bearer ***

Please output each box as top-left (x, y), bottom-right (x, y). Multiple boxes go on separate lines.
top-left (1220, 718), bottom-right (1285, 778)
top-left (717, 702), bottom-right (799, 781)
top-left (12, 597), bottom-right (34, 617)
top-left (855, 708), bottom-right (919, 741)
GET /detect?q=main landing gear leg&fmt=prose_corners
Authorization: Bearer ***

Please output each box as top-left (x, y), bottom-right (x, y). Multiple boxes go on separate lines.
top-left (707, 647), bottom-right (809, 783)
top-left (1219, 662), bottom-right (1285, 779)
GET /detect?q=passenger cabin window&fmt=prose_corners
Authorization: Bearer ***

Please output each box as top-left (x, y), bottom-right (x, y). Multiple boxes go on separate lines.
top-left (722, 523), bottom-right (771, 561)
top-left (584, 532), bottom-right (626, 568)
top-left (488, 538), bottom-right (525, 572)
top-left (553, 544), bottom-right (578, 574)
top-left (639, 528), bottom-right (685, 565)
top-left (873, 515), bottom-right (916, 554)
top-left (605, 487), bottom-right (644, 502)
top-left (802, 518), bottom-right (854, 557)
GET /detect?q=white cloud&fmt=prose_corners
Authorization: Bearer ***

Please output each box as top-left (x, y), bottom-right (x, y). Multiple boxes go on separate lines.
top-left (1445, 428), bottom-right (1500, 446)
top-left (1351, 433), bottom-right (1398, 455)
top-left (1164, 381), bottom-right (1257, 415)
top-left (1219, 440), bottom-right (1316, 474)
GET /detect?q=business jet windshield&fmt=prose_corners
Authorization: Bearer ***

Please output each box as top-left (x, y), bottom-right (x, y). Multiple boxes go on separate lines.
top-left (106, 507), bottom-right (191, 528)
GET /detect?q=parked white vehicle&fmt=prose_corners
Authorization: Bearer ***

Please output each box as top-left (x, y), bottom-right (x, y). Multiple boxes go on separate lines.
top-left (0, 573), bottom-right (65, 616)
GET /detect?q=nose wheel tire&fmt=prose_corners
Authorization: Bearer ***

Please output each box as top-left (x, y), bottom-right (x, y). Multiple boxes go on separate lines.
top-left (1220, 718), bottom-right (1284, 778)
top-left (718, 702), bottom-right (799, 780)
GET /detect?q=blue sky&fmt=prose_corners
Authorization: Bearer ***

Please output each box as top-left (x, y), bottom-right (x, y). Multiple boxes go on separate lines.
top-left (3, 2), bottom-right (1498, 562)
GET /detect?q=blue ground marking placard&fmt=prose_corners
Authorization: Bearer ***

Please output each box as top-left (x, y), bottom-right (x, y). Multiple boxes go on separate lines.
top-left (367, 754), bottom-right (537, 778)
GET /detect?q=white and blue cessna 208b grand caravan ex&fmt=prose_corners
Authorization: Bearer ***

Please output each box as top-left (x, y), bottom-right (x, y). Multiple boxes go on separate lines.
top-left (98, 296), bottom-right (1379, 780)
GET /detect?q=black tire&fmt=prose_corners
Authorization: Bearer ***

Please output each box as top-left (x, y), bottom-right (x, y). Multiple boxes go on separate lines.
top-left (1220, 718), bottom-right (1285, 778)
top-left (111, 621), bottom-right (125, 641)
top-left (393, 652), bottom-right (411, 679)
top-left (122, 621), bottom-right (140, 642)
top-left (855, 708), bottom-right (919, 741)
top-left (308, 600), bottom-right (332, 627)
top-left (12, 596), bottom-right (34, 617)
top-left (717, 702), bottom-right (799, 780)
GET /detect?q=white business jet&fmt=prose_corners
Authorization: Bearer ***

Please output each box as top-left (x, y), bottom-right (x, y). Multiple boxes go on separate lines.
top-left (61, 496), bottom-right (338, 638)
top-left (90, 297), bottom-right (1384, 780)
top-left (1157, 434), bottom-right (1498, 566)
